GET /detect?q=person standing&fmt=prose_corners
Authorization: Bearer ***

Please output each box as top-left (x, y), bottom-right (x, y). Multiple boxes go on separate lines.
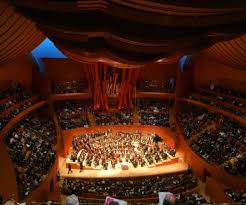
top-left (68, 164), bottom-right (73, 174)
top-left (80, 161), bottom-right (83, 172)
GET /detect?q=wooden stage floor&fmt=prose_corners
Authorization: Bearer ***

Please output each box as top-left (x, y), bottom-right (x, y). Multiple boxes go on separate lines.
top-left (58, 152), bottom-right (188, 179)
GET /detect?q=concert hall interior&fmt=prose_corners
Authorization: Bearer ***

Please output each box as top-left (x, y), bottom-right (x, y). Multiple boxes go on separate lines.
top-left (0, 0), bottom-right (246, 205)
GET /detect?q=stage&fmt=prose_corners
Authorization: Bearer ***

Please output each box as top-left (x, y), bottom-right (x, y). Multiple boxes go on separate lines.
top-left (58, 125), bottom-right (188, 178)
top-left (58, 152), bottom-right (188, 179)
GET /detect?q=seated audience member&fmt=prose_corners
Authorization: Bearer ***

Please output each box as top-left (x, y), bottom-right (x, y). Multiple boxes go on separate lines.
top-left (93, 110), bottom-right (133, 126)
top-left (225, 189), bottom-right (246, 203)
top-left (138, 99), bottom-right (171, 127)
top-left (177, 103), bottom-right (246, 176)
top-left (5, 109), bottom-right (56, 199)
top-left (189, 95), bottom-right (246, 119)
top-left (55, 100), bottom-right (90, 130)
top-left (0, 99), bottom-right (36, 130)
top-left (137, 79), bottom-right (176, 93)
top-left (53, 80), bottom-right (87, 94)
top-left (62, 170), bottom-right (197, 198)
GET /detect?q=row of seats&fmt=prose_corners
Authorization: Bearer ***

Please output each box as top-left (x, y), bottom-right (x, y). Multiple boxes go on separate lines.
top-left (93, 110), bottom-right (133, 126)
top-left (62, 170), bottom-right (197, 198)
top-left (5, 107), bottom-right (56, 200)
top-left (0, 84), bottom-right (37, 131)
top-left (204, 85), bottom-right (246, 100)
top-left (137, 80), bottom-right (176, 93)
top-left (54, 101), bottom-right (91, 129)
top-left (52, 80), bottom-right (88, 94)
top-left (0, 83), bottom-right (23, 100)
top-left (177, 104), bottom-right (246, 176)
top-left (54, 99), bottom-right (172, 129)
top-left (225, 189), bottom-right (246, 203)
top-left (77, 191), bottom-right (208, 204)
top-left (189, 95), bottom-right (246, 119)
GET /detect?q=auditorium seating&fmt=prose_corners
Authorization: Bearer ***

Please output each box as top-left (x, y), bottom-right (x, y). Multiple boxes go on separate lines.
top-left (54, 100), bottom-right (91, 130)
top-left (177, 104), bottom-right (246, 176)
top-left (5, 107), bottom-right (56, 200)
top-left (138, 99), bottom-right (171, 127)
top-left (93, 110), bottom-right (133, 126)
top-left (137, 80), bottom-right (176, 93)
top-left (175, 192), bottom-right (208, 204)
top-left (52, 80), bottom-right (88, 94)
top-left (0, 84), bottom-right (40, 131)
top-left (61, 170), bottom-right (197, 199)
top-left (225, 189), bottom-right (246, 203)
top-left (0, 83), bottom-right (22, 101)
top-left (189, 95), bottom-right (246, 119)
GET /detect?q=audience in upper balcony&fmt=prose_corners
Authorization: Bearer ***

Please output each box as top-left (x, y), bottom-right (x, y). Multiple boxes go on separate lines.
top-left (62, 171), bottom-right (197, 198)
top-left (137, 99), bottom-right (171, 127)
top-left (137, 79), bottom-right (176, 93)
top-left (53, 80), bottom-right (88, 94)
top-left (177, 104), bottom-right (246, 176)
top-left (189, 95), bottom-right (246, 119)
top-left (200, 82), bottom-right (245, 108)
top-left (54, 100), bottom-right (90, 130)
top-left (0, 82), bottom-right (22, 100)
top-left (5, 109), bottom-right (56, 200)
top-left (0, 83), bottom-right (34, 112)
top-left (93, 110), bottom-right (133, 126)
top-left (70, 131), bottom-right (176, 170)
top-left (225, 189), bottom-right (246, 203)
top-left (0, 99), bottom-right (36, 130)
top-left (0, 83), bottom-right (37, 130)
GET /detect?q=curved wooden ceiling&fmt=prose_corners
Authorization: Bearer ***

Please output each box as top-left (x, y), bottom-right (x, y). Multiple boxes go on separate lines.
top-left (0, 0), bottom-right (44, 65)
top-left (203, 34), bottom-right (246, 70)
top-left (7, 0), bottom-right (246, 67)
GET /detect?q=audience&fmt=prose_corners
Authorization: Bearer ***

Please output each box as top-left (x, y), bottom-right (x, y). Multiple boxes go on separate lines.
top-left (93, 110), bottom-right (133, 126)
top-left (0, 92), bottom-right (32, 113)
top-left (189, 95), bottom-right (246, 119)
top-left (0, 99), bottom-right (36, 130)
top-left (70, 130), bottom-right (176, 169)
top-left (53, 80), bottom-right (87, 94)
top-left (54, 101), bottom-right (90, 130)
top-left (62, 171), bottom-right (197, 198)
top-left (225, 189), bottom-right (246, 203)
top-left (137, 80), bottom-right (176, 93)
top-left (5, 109), bottom-right (56, 200)
top-left (175, 192), bottom-right (208, 204)
top-left (0, 83), bottom-right (22, 100)
top-left (138, 99), bottom-right (171, 127)
top-left (177, 104), bottom-right (246, 176)
top-left (207, 85), bottom-right (246, 100)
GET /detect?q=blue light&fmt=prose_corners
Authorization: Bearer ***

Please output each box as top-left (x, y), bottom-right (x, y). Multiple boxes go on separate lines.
top-left (179, 55), bottom-right (191, 72)
top-left (31, 38), bottom-right (67, 72)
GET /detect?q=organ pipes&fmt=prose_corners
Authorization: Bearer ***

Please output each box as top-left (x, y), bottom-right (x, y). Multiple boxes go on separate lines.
top-left (85, 63), bottom-right (139, 110)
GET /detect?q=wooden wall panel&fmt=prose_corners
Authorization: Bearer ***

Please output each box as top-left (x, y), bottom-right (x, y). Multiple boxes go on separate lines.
top-left (138, 62), bottom-right (178, 81)
top-left (43, 58), bottom-right (87, 81)
top-left (0, 56), bottom-right (35, 89)
top-left (193, 55), bottom-right (246, 92)
top-left (0, 0), bottom-right (44, 65)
